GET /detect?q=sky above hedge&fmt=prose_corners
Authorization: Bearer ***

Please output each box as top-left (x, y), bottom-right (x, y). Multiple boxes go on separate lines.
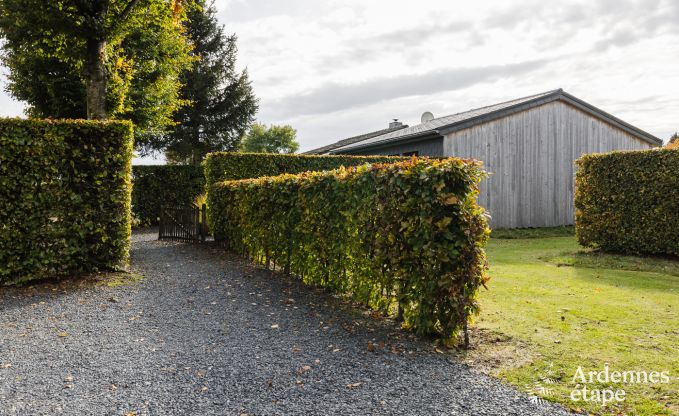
top-left (1, 0), bottom-right (677, 156)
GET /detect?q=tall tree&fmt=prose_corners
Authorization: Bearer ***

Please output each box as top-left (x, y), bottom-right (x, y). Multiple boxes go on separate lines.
top-left (240, 123), bottom-right (299, 154)
top-left (0, 0), bottom-right (194, 151)
top-left (165, 0), bottom-right (257, 165)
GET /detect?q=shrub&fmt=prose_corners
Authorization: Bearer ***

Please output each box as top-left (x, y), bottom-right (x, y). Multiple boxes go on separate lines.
top-left (0, 118), bottom-right (133, 284)
top-left (203, 152), bottom-right (404, 186)
top-left (204, 152), bottom-right (406, 233)
top-left (209, 158), bottom-right (490, 341)
top-left (132, 165), bottom-right (205, 226)
top-left (575, 148), bottom-right (679, 256)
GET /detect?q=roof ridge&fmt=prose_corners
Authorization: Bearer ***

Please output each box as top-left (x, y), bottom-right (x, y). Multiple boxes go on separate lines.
top-left (425, 88), bottom-right (563, 124)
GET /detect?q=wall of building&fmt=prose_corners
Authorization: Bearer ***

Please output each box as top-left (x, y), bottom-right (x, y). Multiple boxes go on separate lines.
top-left (443, 100), bottom-right (654, 228)
top-left (349, 137), bottom-right (444, 156)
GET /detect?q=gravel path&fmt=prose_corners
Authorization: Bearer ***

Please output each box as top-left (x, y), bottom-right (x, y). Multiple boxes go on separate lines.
top-left (0, 229), bottom-right (572, 415)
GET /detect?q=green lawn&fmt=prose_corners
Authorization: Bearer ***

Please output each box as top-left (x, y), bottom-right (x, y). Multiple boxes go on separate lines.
top-left (474, 233), bottom-right (679, 415)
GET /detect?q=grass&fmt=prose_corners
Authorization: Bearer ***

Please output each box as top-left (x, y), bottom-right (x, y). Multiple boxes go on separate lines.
top-left (2, 271), bottom-right (144, 293)
top-left (491, 226), bottom-right (575, 239)
top-left (469, 235), bottom-right (679, 415)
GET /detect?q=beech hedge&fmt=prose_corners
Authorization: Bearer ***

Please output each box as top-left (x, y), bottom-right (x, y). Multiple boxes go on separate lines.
top-left (203, 152), bottom-right (404, 186)
top-left (132, 165), bottom-right (205, 226)
top-left (575, 148), bottom-right (679, 256)
top-left (209, 158), bottom-right (490, 340)
top-left (0, 118), bottom-right (133, 284)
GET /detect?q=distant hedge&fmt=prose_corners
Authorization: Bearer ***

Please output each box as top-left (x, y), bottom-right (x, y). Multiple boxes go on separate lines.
top-left (203, 152), bottom-right (404, 186)
top-left (132, 166), bottom-right (205, 226)
top-left (210, 158), bottom-right (490, 341)
top-left (575, 148), bottom-right (679, 256)
top-left (0, 118), bottom-right (133, 284)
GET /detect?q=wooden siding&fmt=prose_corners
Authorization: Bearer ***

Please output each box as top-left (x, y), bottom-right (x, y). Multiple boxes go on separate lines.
top-left (350, 137), bottom-right (444, 156)
top-left (443, 101), bottom-right (653, 228)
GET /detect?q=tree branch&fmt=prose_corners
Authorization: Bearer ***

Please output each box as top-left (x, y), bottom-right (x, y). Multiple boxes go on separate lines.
top-left (118, 0), bottom-right (142, 24)
top-left (106, 0), bottom-right (143, 37)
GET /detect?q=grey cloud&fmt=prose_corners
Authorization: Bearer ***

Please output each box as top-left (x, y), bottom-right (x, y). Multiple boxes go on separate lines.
top-left (320, 20), bottom-right (481, 69)
top-left (369, 21), bottom-right (473, 47)
top-left (266, 60), bottom-right (548, 119)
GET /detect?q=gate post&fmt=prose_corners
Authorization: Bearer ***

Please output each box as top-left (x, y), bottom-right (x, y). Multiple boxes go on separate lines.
top-left (201, 204), bottom-right (207, 242)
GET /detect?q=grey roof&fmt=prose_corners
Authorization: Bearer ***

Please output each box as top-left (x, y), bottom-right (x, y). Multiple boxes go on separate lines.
top-left (329, 89), bottom-right (662, 153)
top-left (303, 124), bottom-right (409, 155)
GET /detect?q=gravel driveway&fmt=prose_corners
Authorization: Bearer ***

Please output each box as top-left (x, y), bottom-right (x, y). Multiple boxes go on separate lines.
top-left (0, 229), bottom-right (572, 415)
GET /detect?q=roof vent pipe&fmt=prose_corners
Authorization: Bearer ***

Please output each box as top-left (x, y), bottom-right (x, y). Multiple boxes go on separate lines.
top-left (389, 119), bottom-right (403, 129)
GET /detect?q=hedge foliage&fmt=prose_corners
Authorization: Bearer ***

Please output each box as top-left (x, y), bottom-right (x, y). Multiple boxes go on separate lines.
top-left (575, 148), bottom-right (679, 256)
top-left (132, 165), bottom-right (205, 226)
top-left (210, 158), bottom-right (490, 340)
top-left (0, 118), bottom-right (133, 284)
top-left (203, 152), bottom-right (404, 186)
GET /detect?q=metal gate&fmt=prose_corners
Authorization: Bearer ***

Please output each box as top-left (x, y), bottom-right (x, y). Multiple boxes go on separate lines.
top-left (158, 204), bottom-right (207, 243)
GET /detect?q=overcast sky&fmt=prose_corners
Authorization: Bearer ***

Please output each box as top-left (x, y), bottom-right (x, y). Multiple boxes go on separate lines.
top-left (1, 0), bottom-right (677, 158)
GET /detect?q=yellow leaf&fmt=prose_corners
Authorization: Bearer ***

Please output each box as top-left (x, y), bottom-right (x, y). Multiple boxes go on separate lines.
top-left (443, 195), bottom-right (459, 205)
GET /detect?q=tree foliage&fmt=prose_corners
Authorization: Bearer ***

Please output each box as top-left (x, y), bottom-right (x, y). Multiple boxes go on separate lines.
top-left (165, 0), bottom-right (257, 165)
top-left (239, 123), bottom-right (299, 154)
top-left (0, 0), bottom-right (195, 151)
top-left (667, 133), bottom-right (679, 149)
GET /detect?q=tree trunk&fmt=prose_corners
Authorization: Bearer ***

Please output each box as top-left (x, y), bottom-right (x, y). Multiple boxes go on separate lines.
top-left (85, 38), bottom-right (108, 120)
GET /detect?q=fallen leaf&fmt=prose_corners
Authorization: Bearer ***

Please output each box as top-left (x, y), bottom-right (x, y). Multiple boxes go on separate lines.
top-left (57, 332), bottom-right (69, 338)
top-left (367, 342), bottom-right (375, 352)
top-left (270, 324), bottom-right (279, 329)
top-left (64, 375), bottom-right (74, 382)
top-left (0, 363), bottom-right (11, 369)
top-left (346, 382), bottom-right (362, 389)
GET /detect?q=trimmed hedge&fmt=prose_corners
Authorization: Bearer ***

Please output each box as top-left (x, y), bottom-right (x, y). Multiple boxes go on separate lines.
top-left (0, 118), bottom-right (133, 284)
top-left (132, 165), bottom-right (205, 226)
top-left (204, 152), bottom-right (406, 234)
top-left (204, 152), bottom-right (404, 186)
top-left (210, 158), bottom-right (490, 340)
top-left (575, 148), bottom-right (679, 256)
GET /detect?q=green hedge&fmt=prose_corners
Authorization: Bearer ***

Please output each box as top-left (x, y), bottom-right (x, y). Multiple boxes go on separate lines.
top-left (575, 148), bottom-right (679, 256)
top-left (132, 165), bottom-right (205, 226)
top-left (204, 152), bottom-right (404, 186)
top-left (0, 118), bottom-right (133, 284)
top-left (209, 158), bottom-right (490, 340)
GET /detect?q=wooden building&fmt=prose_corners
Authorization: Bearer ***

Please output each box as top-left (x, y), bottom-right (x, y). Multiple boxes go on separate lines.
top-left (306, 90), bottom-right (662, 228)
